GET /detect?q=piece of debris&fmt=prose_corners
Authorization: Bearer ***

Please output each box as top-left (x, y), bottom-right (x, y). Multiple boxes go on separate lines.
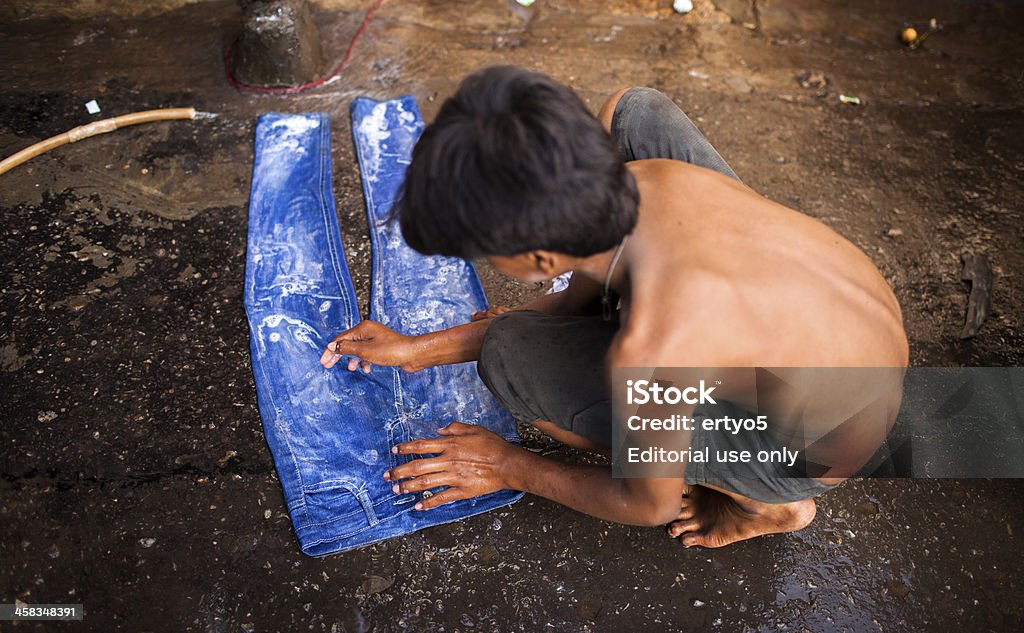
top-left (725, 75), bottom-right (753, 94)
top-left (673, 0), bottom-right (694, 14)
top-left (217, 450), bottom-right (239, 467)
top-left (361, 575), bottom-right (394, 594)
top-left (886, 227), bottom-right (904, 237)
top-left (854, 500), bottom-right (880, 516)
top-left (959, 253), bottom-right (993, 339)
top-left (902, 18), bottom-right (943, 50)
top-left (839, 94), bottom-right (861, 105)
top-left (593, 25), bottom-right (623, 43)
top-left (886, 579), bottom-right (911, 599)
top-left (85, 100), bottom-right (101, 114)
top-left (796, 71), bottom-right (828, 90)
top-left (139, 537), bottom-right (157, 548)
top-left (547, 271), bottom-right (572, 294)
top-left (508, 0), bottom-right (536, 20)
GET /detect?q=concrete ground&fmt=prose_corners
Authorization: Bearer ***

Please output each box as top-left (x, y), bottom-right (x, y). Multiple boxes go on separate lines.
top-left (2, 0), bottom-right (1023, 631)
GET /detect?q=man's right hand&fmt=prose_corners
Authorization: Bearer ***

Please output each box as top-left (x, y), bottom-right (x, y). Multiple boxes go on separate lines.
top-left (320, 321), bottom-right (423, 373)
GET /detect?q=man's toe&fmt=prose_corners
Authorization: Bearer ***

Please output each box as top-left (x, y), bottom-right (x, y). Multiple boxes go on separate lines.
top-left (668, 519), bottom-right (700, 538)
top-left (673, 507), bottom-right (695, 521)
top-left (680, 533), bottom-right (705, 548)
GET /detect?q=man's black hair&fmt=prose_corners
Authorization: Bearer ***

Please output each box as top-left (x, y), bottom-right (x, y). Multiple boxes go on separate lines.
top-left (394, 66), bottom-right (639, 259)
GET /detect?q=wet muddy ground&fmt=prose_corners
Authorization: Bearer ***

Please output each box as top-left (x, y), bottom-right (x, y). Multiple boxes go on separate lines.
top-left (2, 0), bottom-right (1023, 631)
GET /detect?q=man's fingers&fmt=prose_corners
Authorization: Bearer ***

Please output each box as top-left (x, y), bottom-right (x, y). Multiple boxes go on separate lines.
top-left (326, 320), bottom-right (381, 355)
top-left (360, 360), bottom-right (372, 373)
top-left (386, 456), bottom-right (448, 482)
top-left (437, 421), bottom-right (476, 436)
top-left (322, 320), bottom-right (391, 369)
top-left (391, 472), bottom-right (449, 494)
top-left (331, 338), bottom-right (363, 357)
top-left (393, 438), bottom-right (449, 456)
top-left (414, 488), bottom-right (466, 511)
top-left (321, 337), bottom-right (359, 368)
top-left (320, 347), bottom-right (340, 367)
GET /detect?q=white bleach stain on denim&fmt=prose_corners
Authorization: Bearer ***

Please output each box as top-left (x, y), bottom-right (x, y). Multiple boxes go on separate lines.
top-left (264, 115), bottom-right (321, 155)
top-left (249, 115), bottom-right (325, 203)
top-left (260, 314), bottom-right (321, 351)
top-left (354, 103), bottom-right (391, 183)
top-left (354, 99), bottom-right (423, 184)
top-left (255, 219), bottom-right (328, 298)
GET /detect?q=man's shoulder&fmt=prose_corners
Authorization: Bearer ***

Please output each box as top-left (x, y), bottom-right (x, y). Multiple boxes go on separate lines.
top-left (628, 158), bottom-right (746, 192)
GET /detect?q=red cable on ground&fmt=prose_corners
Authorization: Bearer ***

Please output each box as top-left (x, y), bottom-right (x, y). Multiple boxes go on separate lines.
top-left (225, 0), bottom-right (386, 94)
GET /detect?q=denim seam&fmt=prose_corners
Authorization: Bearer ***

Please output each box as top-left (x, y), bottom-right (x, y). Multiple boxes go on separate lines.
top-left (316, 113), bottom-right (356, 329)
top-left (354, 488), bottom-right (380, 526)
top-left (254, 336), bottom-right (310, 522)
top-left (356, 111), bottom-right (385, 323)
top-left (300, 492), bottom-right (523, 551)
top-left (300, 490), bottom-right (417, 530)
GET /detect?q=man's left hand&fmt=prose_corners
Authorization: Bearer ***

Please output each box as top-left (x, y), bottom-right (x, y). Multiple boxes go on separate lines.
top-left (384, 422), bottom-right (521, 510)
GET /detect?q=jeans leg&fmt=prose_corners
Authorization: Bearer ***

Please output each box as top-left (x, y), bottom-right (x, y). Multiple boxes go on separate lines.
top-left (351, 96), bottom-right (520, 443)
top-left (245, 113), bottom-right (414, 555)
top-left (350, 96), bottom-right (524, 528)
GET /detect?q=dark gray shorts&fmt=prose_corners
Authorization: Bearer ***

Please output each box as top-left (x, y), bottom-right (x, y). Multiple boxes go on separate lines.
top-left (610, 87), bottom-right (740, 180)
top-left (478, 311), bottom-right (837, 504)
top-left (476, 88), bottom-right (834, 504)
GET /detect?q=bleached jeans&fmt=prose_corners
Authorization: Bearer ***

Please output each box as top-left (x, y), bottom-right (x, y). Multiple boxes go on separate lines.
top-left (244, 100), bottom-right (522, 556)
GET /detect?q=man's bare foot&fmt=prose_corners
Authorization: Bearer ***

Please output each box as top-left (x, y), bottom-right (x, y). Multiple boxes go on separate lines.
top-left (667, 485), bottom-right (816, 548)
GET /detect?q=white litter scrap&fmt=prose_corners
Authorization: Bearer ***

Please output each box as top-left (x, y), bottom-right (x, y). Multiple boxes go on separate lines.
top-left (85, 100), bottom-right (101, 114)
top-left (673, 0), bottom-right (694, 13)
top-left (547, 271), bottom-right (572, 294)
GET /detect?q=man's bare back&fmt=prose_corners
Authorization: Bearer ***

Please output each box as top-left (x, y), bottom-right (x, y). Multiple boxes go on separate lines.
top-left (612, 158), bottom-right (908, 371)
top-left (600, 159), bottom-right (908, 546)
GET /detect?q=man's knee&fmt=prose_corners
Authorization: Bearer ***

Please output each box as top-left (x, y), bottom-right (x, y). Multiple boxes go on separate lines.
top-left (598, 86), bottom-right (635, 133)
top-left (620, 87), bottom-right (689, 126)
top-left (477, 311), bottom-right (527, 389)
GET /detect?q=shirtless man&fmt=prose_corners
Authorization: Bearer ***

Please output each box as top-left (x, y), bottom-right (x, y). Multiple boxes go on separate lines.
top-left (319, 66), bottom-right (908, 548)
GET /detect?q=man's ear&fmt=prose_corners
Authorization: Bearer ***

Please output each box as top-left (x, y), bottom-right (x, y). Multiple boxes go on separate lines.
top-left (528, 250), bottom-right (561, 277)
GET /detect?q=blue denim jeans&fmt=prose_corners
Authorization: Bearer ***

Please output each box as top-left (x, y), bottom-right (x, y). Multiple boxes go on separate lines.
top-left (244, 99), bottom-right (522, 556)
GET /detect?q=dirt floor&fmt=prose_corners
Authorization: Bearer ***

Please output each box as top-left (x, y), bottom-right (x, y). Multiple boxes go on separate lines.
top-left (2, 0), bottom-right (1023, 631)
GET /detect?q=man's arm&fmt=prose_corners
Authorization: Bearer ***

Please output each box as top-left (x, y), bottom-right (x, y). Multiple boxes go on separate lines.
top-left (321, 272), bottom-right (604, 372)
top-left (386, 422), bottom-right (686, 526)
